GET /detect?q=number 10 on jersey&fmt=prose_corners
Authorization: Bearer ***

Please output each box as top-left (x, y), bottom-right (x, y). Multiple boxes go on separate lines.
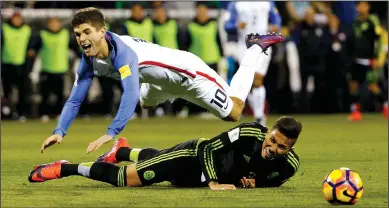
top-left (210, 89), bottom-right (228, 110)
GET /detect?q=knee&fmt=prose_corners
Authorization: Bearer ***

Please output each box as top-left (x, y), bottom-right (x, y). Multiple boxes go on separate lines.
top-left (252, 73), bottom-right (264, 88)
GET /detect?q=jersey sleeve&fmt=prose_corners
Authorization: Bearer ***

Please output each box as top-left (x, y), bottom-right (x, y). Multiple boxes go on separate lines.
top-left (255, 151), bottom-right (300, 187)
top-left (197, 123), bottom-right (266, 184)
top-left (53, 55), bottom-right (93, 137)
top-left (106, 39), bottom-right (140, 138)
top-left (269, 2), bottom-right (282, 28)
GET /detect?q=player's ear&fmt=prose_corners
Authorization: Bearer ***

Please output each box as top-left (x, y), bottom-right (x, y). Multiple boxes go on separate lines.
top-left (100, 26), bottom-right (107, 39)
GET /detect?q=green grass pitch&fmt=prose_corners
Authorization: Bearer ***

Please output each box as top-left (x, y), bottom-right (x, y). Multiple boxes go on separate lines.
top-left (2, 114), bottom-right (388, 207)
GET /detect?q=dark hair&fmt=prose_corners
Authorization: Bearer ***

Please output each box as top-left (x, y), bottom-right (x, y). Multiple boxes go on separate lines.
top-left (71, 7), bottom-right (105, 29)
top-left (272, 116), bottom-right (302, 139)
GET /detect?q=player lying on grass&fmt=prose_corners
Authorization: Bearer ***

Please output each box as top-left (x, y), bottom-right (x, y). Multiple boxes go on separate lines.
top-left (30, 116), bottom-right (301, 190)
top-left (40, 7), bottom-right (286, 154)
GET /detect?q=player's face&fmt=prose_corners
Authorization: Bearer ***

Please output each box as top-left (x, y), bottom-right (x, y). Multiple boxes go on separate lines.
top-left (11, 15), bottom-right (23, 27)
top-left (132, 5), bottom-right (144, 20)
top-left (48, 18), bottom-right (62, 33)
top-left (73, 23), bottom-right (106, 57)
top-left (154, 7), bottom-right (167, 22)
top-left (261, 129), bottom-right (295, 160)
top-left (356, 2), bottom-right (369, 15)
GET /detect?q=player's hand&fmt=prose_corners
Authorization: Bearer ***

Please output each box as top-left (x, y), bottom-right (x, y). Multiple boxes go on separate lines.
top-left (87, 134), bottom-right (113, 154)
top-left (41, 134), bottom-right (63, 153)
top-left (240, 177), bottom-right (256, 188)
top-left (208, 181), bottom-right (236, 190)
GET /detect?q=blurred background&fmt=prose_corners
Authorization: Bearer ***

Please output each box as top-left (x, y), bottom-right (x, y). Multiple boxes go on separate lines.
top-left (1, 1), bottom-right (388, 123)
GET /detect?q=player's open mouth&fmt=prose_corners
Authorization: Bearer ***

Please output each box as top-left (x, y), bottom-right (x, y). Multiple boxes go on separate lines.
top-left (81, 43), bottom-right (92, 52)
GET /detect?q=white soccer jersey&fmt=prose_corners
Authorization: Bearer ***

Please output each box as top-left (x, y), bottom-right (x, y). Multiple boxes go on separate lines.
top-left (93, 32), bottom-right (233, 118)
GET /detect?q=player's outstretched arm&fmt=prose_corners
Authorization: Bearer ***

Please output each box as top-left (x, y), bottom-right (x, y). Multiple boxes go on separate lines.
top-left (41, 56), bottom-right (93, 153)
top-left (87, 39), bottom-right (140, 153)
top-left (196, 127), bottom-right (244, 190)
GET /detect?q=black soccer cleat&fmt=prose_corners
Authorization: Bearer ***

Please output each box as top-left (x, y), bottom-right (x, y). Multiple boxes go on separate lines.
top-left (245, 32), bottom-right (286, 55)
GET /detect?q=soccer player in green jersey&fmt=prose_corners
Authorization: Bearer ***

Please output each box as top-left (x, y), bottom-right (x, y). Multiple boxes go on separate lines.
top-left (29, 116), bottom-right (301, 190)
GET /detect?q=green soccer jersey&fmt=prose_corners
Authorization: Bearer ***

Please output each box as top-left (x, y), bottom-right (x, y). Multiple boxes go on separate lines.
top-left (196, 122), bottom-right (300, 187)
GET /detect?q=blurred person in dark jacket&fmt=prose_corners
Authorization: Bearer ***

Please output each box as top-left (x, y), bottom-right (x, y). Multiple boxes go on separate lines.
top-left (325, 14), bottom-right (354, 113)
top-left (295, 7), bottom-right (331, 113)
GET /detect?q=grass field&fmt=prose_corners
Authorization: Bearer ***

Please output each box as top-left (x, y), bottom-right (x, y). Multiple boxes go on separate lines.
top-left (2, 114), bottom-right (388, 207)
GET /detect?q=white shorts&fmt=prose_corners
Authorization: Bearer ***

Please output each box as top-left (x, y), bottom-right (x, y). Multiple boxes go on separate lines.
top-left (139, 53), bottom-right (234, 119)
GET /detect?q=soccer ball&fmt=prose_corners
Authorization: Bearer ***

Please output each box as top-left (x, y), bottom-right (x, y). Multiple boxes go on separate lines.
top-left (322, 167), bottom-right (364, 205)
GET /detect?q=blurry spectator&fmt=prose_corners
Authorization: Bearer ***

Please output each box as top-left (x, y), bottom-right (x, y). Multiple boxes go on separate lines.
top-left (152, 5), bottom-right (180, 49)
top-left (325, 14), bottom-right (354, 113)
top-left (122, 3), bottom-right (153, 42)
top-left (1, 12), bottom-right (32, 121)
top-left (28, 17), bottom-right (81, 123)
top-left (285, 1), bottom-right (312, 23)
top-left (295, 7), bottom-right (331, 113)
top-left (184, 2), bottom-right (223, 72)
top-left (182, 2), bottom-right (224, 116)
top-left (330, 1), bottom-right (357, 35)
top-left (365, 20), bottom-right (388, 119)
top-left (348, 1), bottom-right (386, 121)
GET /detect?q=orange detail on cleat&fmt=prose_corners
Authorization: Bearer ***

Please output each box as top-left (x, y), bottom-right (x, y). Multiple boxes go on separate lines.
top-left (96, 138), bottom-right (129, 164)
top-left (348, 111), bottom-right (362, 122)
top-left (28, 160), bottom-right (69, 183)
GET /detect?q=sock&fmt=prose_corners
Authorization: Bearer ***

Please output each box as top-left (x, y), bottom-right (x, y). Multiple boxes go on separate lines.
top-left (230, 45), bottom-right (263, 102)
top-left (61, 162), bottom-right (127, 187)
top-left (61, 164), bottom-right (80, 177)
top-left (251, 86), bottom-right (266, 120)
top-left (116, 147), bottom-right (159, 162)
top-left (61, 162), bottom-right (94, 177)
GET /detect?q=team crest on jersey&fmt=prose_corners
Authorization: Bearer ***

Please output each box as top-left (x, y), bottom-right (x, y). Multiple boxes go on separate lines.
top-left (144, 170), bottom-right (155, 180)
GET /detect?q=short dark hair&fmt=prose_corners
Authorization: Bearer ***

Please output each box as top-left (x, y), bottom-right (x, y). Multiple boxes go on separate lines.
top-left (71, 7), bottom-right (105, 29)
top-left (272, 116), bottom-right (302, 139)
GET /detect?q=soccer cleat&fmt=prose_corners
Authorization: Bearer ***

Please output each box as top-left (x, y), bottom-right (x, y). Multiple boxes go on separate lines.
top-left (245, 32), bottom-right (286, 55)
top-left (348, 111), bottom-right (362, 122)
top-left (28, 160), bottom-right (69, 183)
top-left (96, 137), bottom-right (129, 164)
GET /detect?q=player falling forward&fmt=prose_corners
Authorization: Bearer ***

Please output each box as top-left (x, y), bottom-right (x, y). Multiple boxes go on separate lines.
top-left (40, 7), bottom-right (285, 154)
top-left (30, 116), bottom-right (301, 190)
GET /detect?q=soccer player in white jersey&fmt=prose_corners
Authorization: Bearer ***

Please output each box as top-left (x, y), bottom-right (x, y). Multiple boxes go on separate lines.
top-left (40, 7), bottom-right (285, 154)
top-left (225, 2), bottom-right (282, 125)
